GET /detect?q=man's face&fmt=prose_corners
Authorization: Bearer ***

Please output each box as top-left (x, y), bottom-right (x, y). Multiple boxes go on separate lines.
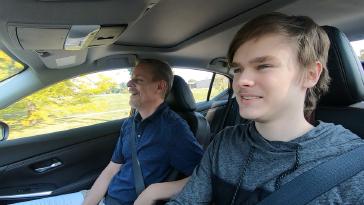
top-left (232, 34), bottom-right (307, 122)
top-left (127, 63), bottom-right (163, 110)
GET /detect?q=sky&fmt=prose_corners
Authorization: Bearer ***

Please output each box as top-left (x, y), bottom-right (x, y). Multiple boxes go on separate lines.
top-left (350, 39), bottom-right (364, 57)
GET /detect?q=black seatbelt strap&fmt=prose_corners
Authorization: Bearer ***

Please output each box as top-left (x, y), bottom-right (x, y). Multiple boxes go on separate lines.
top-left (258, 145), bottom-right (364, 205)
top-left (219, 87), bottom-right (234, 131)
top-left (130, 117), bottom-right (145, 196)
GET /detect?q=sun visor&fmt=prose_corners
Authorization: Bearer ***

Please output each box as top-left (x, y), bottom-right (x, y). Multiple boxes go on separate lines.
top-left (8, 24), bottom-right (127, 50)
top-left (36, 50), bottom-right (88, 69)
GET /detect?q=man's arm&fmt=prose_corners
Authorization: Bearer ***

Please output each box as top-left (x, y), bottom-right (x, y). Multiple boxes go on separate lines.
top-left (82, 161), bottom-right (121, 205)
top-left (134, 177), bottom-right (190, 205)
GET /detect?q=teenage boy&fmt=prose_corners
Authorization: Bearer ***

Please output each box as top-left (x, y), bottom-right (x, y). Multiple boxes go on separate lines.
top-left (167, 13), bottom-right (364, 204)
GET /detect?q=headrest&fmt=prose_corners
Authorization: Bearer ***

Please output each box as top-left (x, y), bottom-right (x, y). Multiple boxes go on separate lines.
top-left (166, 75), bottom-right (196, 112)
top-left (319, 26), bottom-right (364, 106)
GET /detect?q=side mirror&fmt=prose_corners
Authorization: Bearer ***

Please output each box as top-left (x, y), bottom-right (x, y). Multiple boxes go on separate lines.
top-left (0, 121), bottom-right (9, 141)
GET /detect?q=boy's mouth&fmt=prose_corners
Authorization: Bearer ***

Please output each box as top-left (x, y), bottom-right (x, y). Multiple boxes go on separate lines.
top-left (239, 94), bottom-right (263, 104)
top-left (241, 96), bottom-right (262, 100)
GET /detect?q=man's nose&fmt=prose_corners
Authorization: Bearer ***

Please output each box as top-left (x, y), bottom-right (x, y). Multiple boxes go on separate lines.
top-left (127, 79), bottom-right (135, 87)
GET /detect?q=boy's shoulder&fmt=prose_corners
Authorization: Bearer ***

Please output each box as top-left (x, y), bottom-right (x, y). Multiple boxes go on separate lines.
top-left (312, 121), bottom-right (362, 141)
top-left (311, 170), bottom-right (364, 204)
top-left (210, 122), bottom-right (252, 147)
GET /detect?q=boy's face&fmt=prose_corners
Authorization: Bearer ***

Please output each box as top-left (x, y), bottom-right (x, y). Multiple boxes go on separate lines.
top-left (232, 34), bottom-right (307, 122)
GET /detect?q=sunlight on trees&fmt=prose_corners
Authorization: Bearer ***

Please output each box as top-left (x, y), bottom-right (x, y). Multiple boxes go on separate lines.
top-left (0, 73), bottom-right (120, 138)
top-left (359, 49), bottom-right (364, 61)
top-left (0, 50), bottom-right (24, 81)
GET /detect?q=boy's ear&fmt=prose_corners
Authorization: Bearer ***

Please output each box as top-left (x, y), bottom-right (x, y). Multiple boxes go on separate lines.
top-left (303, 61), bottom-right (323, 88)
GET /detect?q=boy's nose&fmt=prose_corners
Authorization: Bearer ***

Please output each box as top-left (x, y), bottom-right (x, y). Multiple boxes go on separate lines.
top-left (236, 71), bottom-right (255, 87)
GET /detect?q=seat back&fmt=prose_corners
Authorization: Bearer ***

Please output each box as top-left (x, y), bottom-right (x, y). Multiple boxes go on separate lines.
top-left (207, 96), bottom-right (250, 137)
top-left (166, 75), bottom-right (211, 149)
top-left (315, 26), bottom-right (364, 137)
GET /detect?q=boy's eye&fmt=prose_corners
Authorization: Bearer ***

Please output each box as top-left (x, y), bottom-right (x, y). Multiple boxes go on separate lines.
top-left (233, 67), bottom-right (241, 74)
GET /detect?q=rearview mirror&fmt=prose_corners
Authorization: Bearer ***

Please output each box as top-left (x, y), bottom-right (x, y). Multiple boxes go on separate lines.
top-left (208, 57), bottom-right (228, 69)
top-left (0, 121), bottom-right (9, 141)
top-left (208, 57), bottom-right (232, 75)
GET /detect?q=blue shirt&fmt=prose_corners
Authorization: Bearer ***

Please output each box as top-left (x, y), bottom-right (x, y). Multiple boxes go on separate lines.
top-left (107, 103), bottom-right (204, 204)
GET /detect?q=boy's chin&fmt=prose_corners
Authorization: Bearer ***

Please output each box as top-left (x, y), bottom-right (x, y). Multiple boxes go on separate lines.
top-left (239, 110), bottom-right (259, 120)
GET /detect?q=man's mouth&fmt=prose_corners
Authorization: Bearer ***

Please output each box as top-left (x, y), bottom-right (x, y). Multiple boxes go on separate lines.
top-left (129, 89), bottom-right (139, 96)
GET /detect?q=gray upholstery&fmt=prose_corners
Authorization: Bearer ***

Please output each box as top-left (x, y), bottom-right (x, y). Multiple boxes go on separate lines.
top-left (316, 26), bottom-right (364, 138)
top-left (166, 75), bottom-right (210, 149)
top-left (319, 26), bottom-right (364, 106)
top-left (166, 75), bottom-right (196, 112)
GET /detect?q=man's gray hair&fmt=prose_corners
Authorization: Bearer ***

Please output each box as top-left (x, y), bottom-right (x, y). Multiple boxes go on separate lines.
top-left (138, 59), bottom-right (174, 98)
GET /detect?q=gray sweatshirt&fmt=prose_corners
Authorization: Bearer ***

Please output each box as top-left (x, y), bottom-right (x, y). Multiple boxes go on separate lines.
top-left (167, 121), bottom-right (364, 205)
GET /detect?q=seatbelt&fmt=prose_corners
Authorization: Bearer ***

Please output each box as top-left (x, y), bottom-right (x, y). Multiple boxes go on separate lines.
top-left (219, 88), bottom-right (234, 131)
top-left (258, 145), bottom-right (364, 205)
top-left (209, 88), bottom-right (233, 142)
top-left (130, 117), bottom-right (145, 196)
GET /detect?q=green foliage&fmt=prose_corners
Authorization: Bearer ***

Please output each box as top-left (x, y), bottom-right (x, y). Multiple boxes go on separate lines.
top-left (0, 68), bottom-right (229, 140)
top-left (359, 49), bottom-right (364, 61)
top-left (0, 73), bottom-right (121, 139)
top-left (191, 88), bottom-right (208, 102)
top-left (0, 50), bottom-right (24, 81)
top-left (210, 75), bottom-right (229, 98)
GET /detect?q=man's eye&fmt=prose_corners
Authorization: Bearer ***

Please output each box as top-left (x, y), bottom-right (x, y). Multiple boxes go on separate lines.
top-left (257, 64), bottom-right (271, 70)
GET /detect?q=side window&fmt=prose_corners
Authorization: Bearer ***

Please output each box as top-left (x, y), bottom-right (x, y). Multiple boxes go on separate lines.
top-left (350, 39), bottom-right (364, 61)
top-left (173, 68), bottom-right (230, 103)
top-left (0, 69), bottom-right (131, 140)
top-left (209, 74), bottom-right (230, 100)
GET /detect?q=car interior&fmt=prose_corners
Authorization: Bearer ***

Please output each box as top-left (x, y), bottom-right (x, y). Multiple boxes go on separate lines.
top-left (166, 75), bottom-right (211, 150)
top-left (0, 0), bottom-right (363, 204)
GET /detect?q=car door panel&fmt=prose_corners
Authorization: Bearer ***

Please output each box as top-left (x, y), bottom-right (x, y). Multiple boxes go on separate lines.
top-left (0, 119), bottom-right (124, 204)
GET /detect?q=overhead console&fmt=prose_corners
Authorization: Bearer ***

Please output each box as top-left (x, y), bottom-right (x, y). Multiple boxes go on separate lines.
top-left (8, 24), bottom-right (127, 50)
top-left (6, 24), bottom-right (127, 69)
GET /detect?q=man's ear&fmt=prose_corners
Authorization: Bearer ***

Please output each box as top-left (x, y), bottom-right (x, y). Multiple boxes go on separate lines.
top-left (157, 80), bottom-right (167, 92)
top-left (303, 61), bottom-right (323, 88)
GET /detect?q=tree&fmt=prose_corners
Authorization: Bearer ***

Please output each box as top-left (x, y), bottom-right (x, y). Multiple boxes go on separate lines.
top-left (0, 73), bottom-right (119, 127)
top-left (213, 75), bottom-right (229, 92)
top-left (359, 49), bottom-right (364, 61)
top-left (0, 50), bottom-right (24, 81)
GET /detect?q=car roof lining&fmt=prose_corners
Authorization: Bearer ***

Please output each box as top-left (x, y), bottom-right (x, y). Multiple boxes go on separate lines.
top-left (3, 0), bottom-right (364, 72)
top-left (1, 0), bottom-right (364, 107)
top-left (115, 0), bottom-right (271, 48)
